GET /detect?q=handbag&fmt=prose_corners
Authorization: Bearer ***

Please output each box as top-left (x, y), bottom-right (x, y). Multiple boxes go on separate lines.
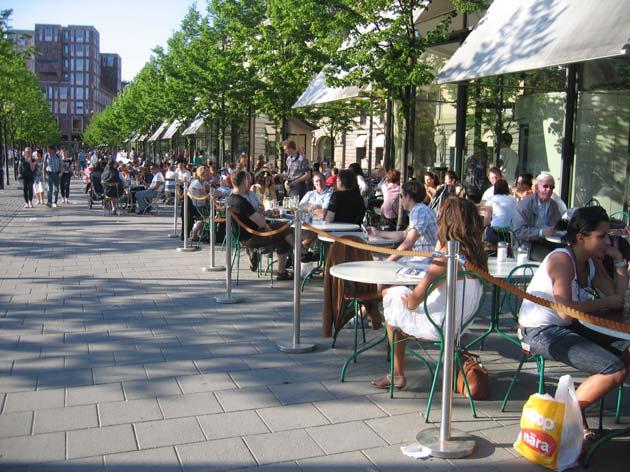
top-left (456, 350), bottom-right (489, 400)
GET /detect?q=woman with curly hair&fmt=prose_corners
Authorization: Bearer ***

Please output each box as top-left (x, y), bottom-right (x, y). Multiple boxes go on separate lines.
top-left (370, 197), bottom-right (487, 389)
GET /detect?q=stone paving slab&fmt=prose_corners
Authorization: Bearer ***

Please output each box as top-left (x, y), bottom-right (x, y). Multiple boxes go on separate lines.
top-left (0, 183), bottom-right (628, 471)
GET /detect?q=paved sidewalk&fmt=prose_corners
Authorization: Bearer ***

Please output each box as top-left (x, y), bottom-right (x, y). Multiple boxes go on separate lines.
top-left (0, 181), bottom-right (628, 471)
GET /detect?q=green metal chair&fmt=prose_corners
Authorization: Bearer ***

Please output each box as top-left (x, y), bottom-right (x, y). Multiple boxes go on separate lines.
top-left (229, 221), bottom-right (275, 287)
top-left (609, 210), bottom-right (629, 225)
top-left (498, 264), bottom-right (546, 411)
top-left (387, 271), bottom-right (487, 422)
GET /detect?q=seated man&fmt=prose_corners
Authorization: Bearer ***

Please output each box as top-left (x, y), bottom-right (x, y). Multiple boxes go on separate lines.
top-left (229, 170), bottom-right (296, 281)
top-left (299, 172), bottom-right (332, 262)
top-left (136, 164), bottom-right (164, 214)
top-left (513, 172), bottom-right (563, 260)
top-left (480, 166), bottom-right (503, 205)
top-left (367, 180), bottom-right (437, 262)
top-left (299, 172), bottom-right (331, 219)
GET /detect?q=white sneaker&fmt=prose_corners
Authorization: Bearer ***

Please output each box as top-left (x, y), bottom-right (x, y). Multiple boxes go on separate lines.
top-left (29, 202), bottom-right (33, 208)
top-left (24, 203), bottom-right (29, 208)
top-left (52, 203), bottom-right (57, 208)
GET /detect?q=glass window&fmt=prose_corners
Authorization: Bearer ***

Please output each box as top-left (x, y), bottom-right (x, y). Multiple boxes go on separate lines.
top-left (75, 73), bottom-right (84, 85)
top-left (64, 59), bottom-right (69, 69)
top-left (75, 59), bottom-right (84, 71)
top-left (59, 87), bottom-right (67, 99)
top-left (75, 102), bottom-right (85, 114)
top-left (44, 28), bottom-right (52, 41)
top-left (572, 56), bottom-right (630, 213)
top-left (85, 30), bottom-right (90, 42)
top-left (59, 101), bottom-right (67, 114)
top-left (72, 117), bottom-right (82, 133)
top-left (77, 30), bottom-right (85, 42)
top-left (75, 88), bottom-right (84, 100)
top-left (76, 44), bottom-right (84, 56)
top-left (63, 72), bottom-right (70, 82)
top-left (63, 30), bottom-right (68, 41)
top-left (63, 45), bottom-right (69, 55)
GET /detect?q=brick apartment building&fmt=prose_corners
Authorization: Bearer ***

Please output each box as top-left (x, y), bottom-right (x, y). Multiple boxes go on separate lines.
top-left (11, 24), bottom-right (121, 153)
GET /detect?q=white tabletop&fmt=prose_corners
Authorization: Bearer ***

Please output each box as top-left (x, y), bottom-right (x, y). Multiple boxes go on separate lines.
top-left (317, 232), bottom-right (395, 246)
top-left (580, 319), bottom-right (630, 341)
top-left (330, 258), bottom-right (538, 286)
top-left (295, 221), bottom-right (360, 232)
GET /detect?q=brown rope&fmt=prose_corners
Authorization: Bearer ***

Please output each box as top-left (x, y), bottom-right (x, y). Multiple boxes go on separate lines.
top-left (303, 223), bottom-right (630, 334)
top-left (229, 209), bottom-right (291, 237)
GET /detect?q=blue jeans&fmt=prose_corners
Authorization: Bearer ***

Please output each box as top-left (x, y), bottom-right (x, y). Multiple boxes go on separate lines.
top-left (521, 323), bottom-right (630, 375)
top-left (46, 172), bottom-right (60, 204)
top-left (136, 188), bottom-right (158, 211)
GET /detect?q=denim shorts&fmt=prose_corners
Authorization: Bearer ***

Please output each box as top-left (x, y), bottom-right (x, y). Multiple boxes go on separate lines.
top-left (520, 323), bottom-right (630, 375)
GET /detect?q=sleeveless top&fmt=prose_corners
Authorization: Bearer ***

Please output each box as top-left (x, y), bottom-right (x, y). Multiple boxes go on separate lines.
top-left (518, 248), bottom-right (595, 328)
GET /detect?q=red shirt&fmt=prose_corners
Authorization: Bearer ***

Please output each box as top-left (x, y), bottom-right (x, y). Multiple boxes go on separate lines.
top-left (325, 174), bottom-right (337, 187)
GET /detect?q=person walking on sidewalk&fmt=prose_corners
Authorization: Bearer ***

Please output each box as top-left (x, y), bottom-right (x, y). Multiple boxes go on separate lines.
top-left (19, 147), bottom-right (36, 208)
top-left (33, 149), bottom-right (45, 205)
top-left (59, 148), bottom-right (73, 204)
top-left (44, 145), bottom-right (62, 208)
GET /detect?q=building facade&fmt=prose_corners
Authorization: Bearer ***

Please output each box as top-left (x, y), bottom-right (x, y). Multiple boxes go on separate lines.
top-left (12, 24), bottom-right (121, 154)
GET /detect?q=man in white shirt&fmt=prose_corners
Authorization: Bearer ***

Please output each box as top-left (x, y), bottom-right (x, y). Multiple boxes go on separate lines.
top-left (299, 172), bottom-right (331, 219)
top-left (480, 167), bottom-right (503, 204)
top-left (174, 160), bottom-right (191, 182)
top-left (136, 164), bottom-right (164, 214)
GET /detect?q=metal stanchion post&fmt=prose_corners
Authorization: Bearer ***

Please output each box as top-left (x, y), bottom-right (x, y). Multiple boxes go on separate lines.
top-left (278, 208), bottom-right (316, 353)
top-left (177, 178), bottom-right (199, 253)
top-left (202, 189), bottom-right (224, 272)
top-left (215, 202), bottom-right (241, 304)
top-left (416, 240), bottom-right (476, 459)
top-left (168, 182), bottom-right (179, 238)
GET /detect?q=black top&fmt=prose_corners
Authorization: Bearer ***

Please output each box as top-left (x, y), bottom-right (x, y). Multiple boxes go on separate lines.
top-left (327, 189), bottom-right (365, 224)
top-left (230, 194), bottom-right (258, 241)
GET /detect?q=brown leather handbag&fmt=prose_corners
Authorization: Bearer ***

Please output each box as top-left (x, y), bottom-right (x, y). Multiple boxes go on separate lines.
top-left (456, 351), bottom-right (490, 400)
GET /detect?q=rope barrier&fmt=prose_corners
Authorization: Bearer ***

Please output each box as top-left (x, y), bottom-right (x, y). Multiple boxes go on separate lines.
top-left (302, 223), bottom-right (630, 334)
top-left (229, 209), bottom-right (291, 237)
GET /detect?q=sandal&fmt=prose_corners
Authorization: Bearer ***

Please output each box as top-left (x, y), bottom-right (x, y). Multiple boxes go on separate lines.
top-left (370, 374), bottom-right (406, 390)
top-left (583, 428), bottom-right (606, 442)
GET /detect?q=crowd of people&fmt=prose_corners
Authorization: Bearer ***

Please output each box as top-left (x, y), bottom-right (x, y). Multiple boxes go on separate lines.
top-left (15, 139), bottom-right (629, 439)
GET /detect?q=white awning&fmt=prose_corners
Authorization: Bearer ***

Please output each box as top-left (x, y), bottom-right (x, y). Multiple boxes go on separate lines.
top-left (374, 134), bottom-right (385, 148)
top-left (436, 0), bottom-right (630, 84)
top-left (137, 133), bottom-right (148, 142)
top-left (293, 71), bottom-right (362, 108)
top-left (147, 121), bottom-right (169, 142)
top-left (161, 119), bottom-right (182, 140)
top-left (355, 135), bottom-right (367, 148)
top-left (181, 116), bottom-right (204, 136)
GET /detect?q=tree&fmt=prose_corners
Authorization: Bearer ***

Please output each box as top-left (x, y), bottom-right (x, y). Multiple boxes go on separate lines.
top-left (0, 9), bottom-right (60, 186)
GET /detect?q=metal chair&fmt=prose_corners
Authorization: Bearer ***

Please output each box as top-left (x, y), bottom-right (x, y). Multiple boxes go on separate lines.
top-left (387, 271), bottom-right (486, 421)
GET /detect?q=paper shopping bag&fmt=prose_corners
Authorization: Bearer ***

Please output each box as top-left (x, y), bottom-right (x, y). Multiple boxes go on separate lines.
top-left (514, 375), bottom-right (583, 471)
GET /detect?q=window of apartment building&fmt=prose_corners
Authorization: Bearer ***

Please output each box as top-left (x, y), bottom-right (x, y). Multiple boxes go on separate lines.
top-left (43, 28), bottom-right (53, 41)
top-left (75, 88), bottom-right (84, 100)
top-left (63, 30), bottom-right (68, 41)
top-left (72, 117), bottom-right (83, 133)
top-left (75, 58), bottom-right (85, 71)
top-left (76, 30), bottom-right (85, 42)
top-left (59, 101), bottom-right (67, 114)
top-left (59, 87), bottom-right (67, 99)
top-left (75, 72), bottom-right (84, 85)
top-left (75, 102), bottom-right (85, 114)
top-left (85, 31), bottom-right (90, 42)
top-left (64, 59), bottom-right (69, 70)
top-left (63, 72), bottom-right (70, 82)
top-left (63, 45), bottom-right (69, 55)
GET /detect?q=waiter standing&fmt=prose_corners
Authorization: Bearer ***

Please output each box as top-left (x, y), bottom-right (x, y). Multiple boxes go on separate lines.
top-left (283, 139), bottom-right (309, 199)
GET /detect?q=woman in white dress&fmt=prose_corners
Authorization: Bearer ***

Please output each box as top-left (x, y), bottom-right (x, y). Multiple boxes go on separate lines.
top-left (371, 197), bottom-right (488, 389)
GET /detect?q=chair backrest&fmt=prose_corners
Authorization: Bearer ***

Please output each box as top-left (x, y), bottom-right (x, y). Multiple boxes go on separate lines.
top-left (422, 270), bottom-right (486, 345)
top-left (502, 263), bottom-right (539, 320)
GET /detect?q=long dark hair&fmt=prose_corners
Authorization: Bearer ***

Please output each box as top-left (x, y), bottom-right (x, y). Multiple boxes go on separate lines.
top-left (437, 197), bottom-right (487, 270)
top-left (564, 206), bottom-right (609, 244)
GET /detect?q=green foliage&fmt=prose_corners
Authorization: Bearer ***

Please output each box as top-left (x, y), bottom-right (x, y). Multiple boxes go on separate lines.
top-left (0, 9), bottom-right (61, 145)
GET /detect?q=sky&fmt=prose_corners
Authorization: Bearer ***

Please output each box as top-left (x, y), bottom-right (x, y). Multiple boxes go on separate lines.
top-left (2, 0), bottom-right (205, 81)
